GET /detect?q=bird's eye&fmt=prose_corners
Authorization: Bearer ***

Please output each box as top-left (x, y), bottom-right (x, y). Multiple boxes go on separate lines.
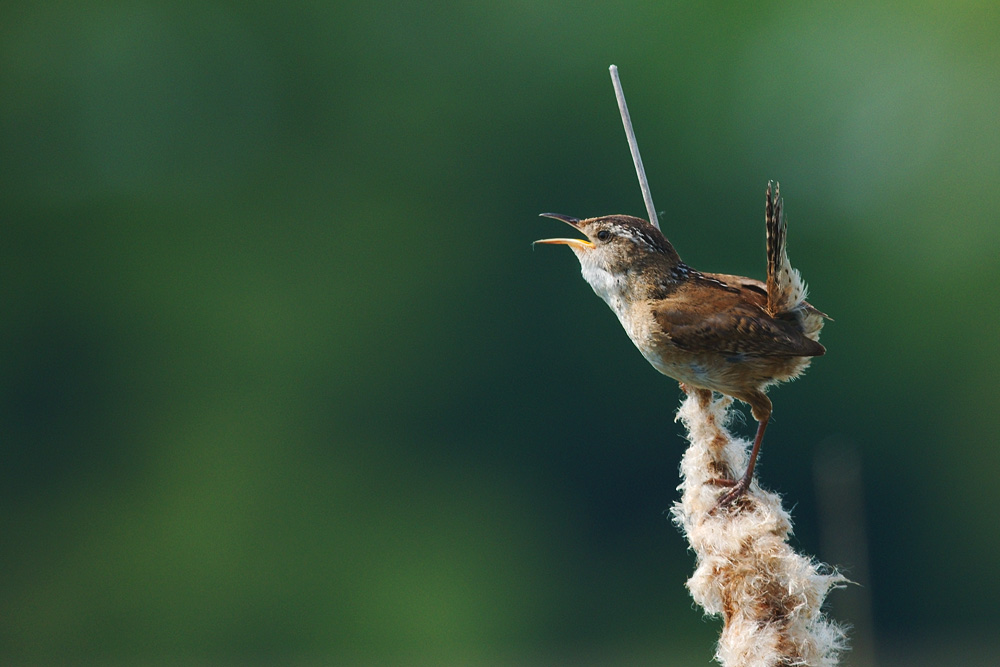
top-left (597, 230), bottom-right (611, 242)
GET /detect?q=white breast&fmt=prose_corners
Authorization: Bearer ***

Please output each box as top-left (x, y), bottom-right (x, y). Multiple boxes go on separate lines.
top-left (580, 263), bottom-right (630, 319)
top-left (578, 261), bottom-right (658, 357)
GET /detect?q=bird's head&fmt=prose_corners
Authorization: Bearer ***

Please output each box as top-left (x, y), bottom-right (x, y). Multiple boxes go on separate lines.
top-left (535, 214), bottom-right (681, 302)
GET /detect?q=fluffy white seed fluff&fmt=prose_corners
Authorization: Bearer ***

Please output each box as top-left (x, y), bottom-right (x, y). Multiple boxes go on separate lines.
top-left (671, 391), bottom-right (848, 667)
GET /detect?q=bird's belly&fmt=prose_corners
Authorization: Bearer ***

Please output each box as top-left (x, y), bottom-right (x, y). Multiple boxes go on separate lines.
top-left (611, 300), bottom-right (812, 392)
top-left (641, 340), bottom-right (812, 394)
top-left (642, 347), bottom-right (720, 387)
top-left (620, 320), bottom-right (722, 387)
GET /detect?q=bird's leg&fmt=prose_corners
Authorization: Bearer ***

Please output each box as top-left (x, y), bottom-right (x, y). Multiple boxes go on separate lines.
top-left (713, 416), bottom-right (769, 506)
top-left (710, 391), bottom-right (772, 507)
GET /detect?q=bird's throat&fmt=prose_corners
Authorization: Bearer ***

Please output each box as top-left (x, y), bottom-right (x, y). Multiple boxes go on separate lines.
top-left (580, 263), bottom-right (628, 309)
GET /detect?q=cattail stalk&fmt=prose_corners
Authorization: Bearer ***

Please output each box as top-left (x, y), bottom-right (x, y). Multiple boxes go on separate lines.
top-left (671, 389), bottom-right (848, 667)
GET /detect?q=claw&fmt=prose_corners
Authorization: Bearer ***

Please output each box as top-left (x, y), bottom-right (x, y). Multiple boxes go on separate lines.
top-left (714, 477), bottom-right (752, 508)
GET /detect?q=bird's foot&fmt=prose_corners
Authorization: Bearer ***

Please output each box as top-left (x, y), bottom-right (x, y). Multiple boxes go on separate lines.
top-left (709, 475), bottom-right (752, 508)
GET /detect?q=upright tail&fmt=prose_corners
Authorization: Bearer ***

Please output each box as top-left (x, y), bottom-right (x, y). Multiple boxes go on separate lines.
top-left (765, 182), bottom-right (808, 316)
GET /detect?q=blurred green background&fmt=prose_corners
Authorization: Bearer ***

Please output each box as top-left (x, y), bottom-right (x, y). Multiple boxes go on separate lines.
top-left (2, 1), bottom-right (998, 664)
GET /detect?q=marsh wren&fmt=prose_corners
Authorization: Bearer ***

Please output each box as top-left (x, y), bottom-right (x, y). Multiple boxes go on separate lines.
top-left (536, 183), bottom-right (826, 506)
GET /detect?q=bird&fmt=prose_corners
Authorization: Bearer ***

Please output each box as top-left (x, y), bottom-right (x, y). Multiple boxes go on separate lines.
top-left (535, 182), bottom-right (827, 506)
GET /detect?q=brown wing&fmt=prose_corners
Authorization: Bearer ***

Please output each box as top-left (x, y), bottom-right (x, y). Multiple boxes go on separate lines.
top-left (653, 278), bottom-right (825, 358)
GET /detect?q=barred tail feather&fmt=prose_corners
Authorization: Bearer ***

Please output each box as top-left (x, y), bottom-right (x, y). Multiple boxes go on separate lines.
top-left (765, 182), bottom-right (808, 316)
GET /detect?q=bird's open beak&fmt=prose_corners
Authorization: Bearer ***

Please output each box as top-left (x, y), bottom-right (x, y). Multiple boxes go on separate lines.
top-left (534, 213), bottom-right (593, 249)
